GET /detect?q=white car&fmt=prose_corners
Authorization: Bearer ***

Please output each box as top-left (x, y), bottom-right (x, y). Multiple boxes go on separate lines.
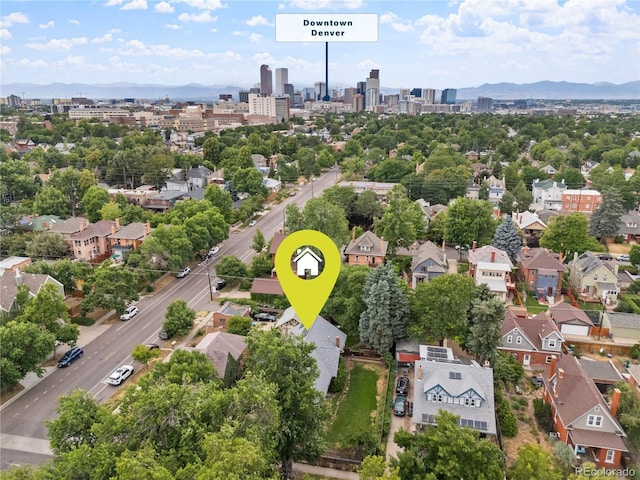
top-left (176, 266), bottom-right (191, 278)
top-left (107, 365), bottom-right (134, 385)
top-left (248, 220), bottom-right (257, 227)
top-left (120, 305), bottom-right (139, 321)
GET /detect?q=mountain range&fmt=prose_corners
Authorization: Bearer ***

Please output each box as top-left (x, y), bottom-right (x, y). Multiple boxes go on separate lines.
top-left (1, 80), bottom-right (638, 101)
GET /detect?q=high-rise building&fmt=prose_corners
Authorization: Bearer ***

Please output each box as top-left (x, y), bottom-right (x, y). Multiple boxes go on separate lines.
top-left (422, 88), bottom-right (435, 104)
top-left (369, 69), bottom-right (379, 79)
top-left (441, 88), bottom-right (457, 105)
top-left (239, 90), bottom-right (250, 103)
top-left (314, 82), bottom-right (326, 101)
top-left (260, 65), bottom-right (273, 95)
top-left (343, 87), bottom-right (356, 105)
top-left (284, 84), bottom-right (294, 103)
top-left (477, 97), bottom-right (493, 113)
top-left (248, 93), bottom-right (289, 121)
top-left (356, 81), bottom-right (367, 107)
top-left (399, 89), bottom-right (410, 101)
top-left (410, 88), bottom-right (422, 98)
top-left (365, 69), bottom-right (380, 110)
top-left (275, 68), bottom-right (288, 96)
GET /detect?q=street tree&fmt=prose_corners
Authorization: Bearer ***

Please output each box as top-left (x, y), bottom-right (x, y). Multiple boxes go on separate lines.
top-left (444, 197), bottom-right (496, 248)
top-left (217, 255), bottom-right (249, 286)
top-left (251, 253), bottom-right (273, 278)
top-left (245, 329), bottom-right (329, 479)
top-left (82, 185), bottom-right (110, 222)
top-left (138, 224), bottom-right (193, 272)
top-left (540, 212), bottom-right (602, 257)
top-left (359, 264), bottom-right (410, 356)
top-left (286, 197), bottom-right (350, 247)
top-left (465, 296), bottom-right (505, 365)
top-left (131, 343), bottom-right (160, 370)
top-left (410, 274), bottom-right (476, 343)
top-left (374, 184), bottom-right (425, 252)
top-left (589, 187), bottom-right (625, 242)
top-left (144, 349), bottom-right (218, 386)
top-left (204, 184), bottom-right (234, 223)
top-left (162, 299), bottom-right (196, 338)
top-left (81, 260), bottom-right (139, 315)
top-left (251, 229), bottom-right (266, 253)
top-left (509, 444), bottom-right (563, 480)
top-left (630, 244), bottom-right (640, 266)
top-left (492, 215), bottom-right (522, 262)
top-left (393, 411), bottom-right (505, 480)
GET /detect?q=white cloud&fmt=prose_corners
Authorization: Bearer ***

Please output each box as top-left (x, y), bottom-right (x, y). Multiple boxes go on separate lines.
top-left (68, 19), bottom-right (80, 25)
top-left (165, 24), bottom-right (182, 29)
top-left (356, 59), bottom-right (380, 71)
top-left (248, 33), bottom-right (262, 43)
top-left (39, 21), bottom-right (55, 29)
top-left (207, 50), bottom-right (242, 62)
top-left (390, 22), bottom-right (414, 32)
top-left (104, 39), bottom-right (211, 58)
top-left (210, 28), bottom-right (217, 33)
top-left (154, 1), bottom-right (174, 13)
top-left (178, 11), bottom-right (218, 22)
top-left (174, 0), bottom-right (226, 10)
top-left (245, 15), bottom-right (269, 26)
top-left (0, 29), bottom-right (11, 39)
top-left (379, 12), bottom-right (397, 24)
top-left (105, 0), bottom-right (124, 6)
top-left (17, 58), bottom-right (48, 68)
top-left (54, 55), bottom-right (85, 66)
top-left (0, 45), bottom-right (10, 55)
top-left (288, 0), bottom-right (364, 10)
top-left (252, 52), bottom-right (275, 65)
top-left (92, 33), bottom-right (113, 43)
top-left (0, 12), bottom-right (29, 28)
top-left (26, 37), bottom-right (88, 51)
top-left (121, 0), bottom-right (148, 10)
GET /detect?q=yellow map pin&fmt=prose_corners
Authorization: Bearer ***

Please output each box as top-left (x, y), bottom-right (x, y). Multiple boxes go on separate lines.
top-left (275, 230), bottom-right (341, 330)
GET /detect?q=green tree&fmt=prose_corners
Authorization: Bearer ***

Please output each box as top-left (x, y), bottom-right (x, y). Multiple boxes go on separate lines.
top-left (204, 184), bottom-right (234, 223)
top-left (509, 444), bottom-right (563, 480)
top-left (138, 224), bottom-right (194, 272)
top-left (630, 244), bottom-right (640, 266)
top-left (232, 168), bottom-right (265, 195)
top-left (353, 189), bottom-right (382, 222)
top-left (444, 197), bottom-right (496, 248)
top-left (588, 187), bottom-right (625, 242)
top-left (202, 135), bottom-right (226, 166)
top-left (251, 253), bottom-right (273, 278)
top-left (393, 410), bottom-right (505, 480)
top-left (359, 264), bottom-right (410, 356)
top-left (245, 329), bottom-right (329, 479)
top-left (358, 455), bottom-right (401, 480)
top-left (162, 299), bottom-right (195, 338)
top-left (465, 296), bottom-right (505, 365)
top-left (498, 191), bottom-right (518, 215)
top-left (131, 343), bottom-right (160, 370)
top-left (493, 351), bottom-right (524, 385)
top-left (540, 212), bottom-right (602, 257)
top-left (227, 315), bottom-right (253, 336)
top-left (112, 446), bottom-right (174, 480)
top-left (81, 260), bottom-right (139, 315)
top-left (217, 255), bottom-right (249, 286)
top-left (410, 274), bottom-right (476, 343)
top-left (143, 151), bottom-right (173, 191)
top-left (82, 185), bottom-right (110, 222)
top-left (374, 185), bottom-right (425, 252)
top-left (492, 215), bottom-right (522, 262)
top-left (33, 185), bottom-right (70, 218)
top-left (251, 229), bottom-right (266, 253)
top-left (614, 382), bottom-right (640, 449)
top-left (322, 186), bottom-right (357, 218)
top-left (322, 264), bottom-right (369, 340)
top-left (99, 201), bottom-right (123, 221)
top-left (145, 349), bottom-right (218, 386)
top-left (24, 232), bottom-right (69, 258)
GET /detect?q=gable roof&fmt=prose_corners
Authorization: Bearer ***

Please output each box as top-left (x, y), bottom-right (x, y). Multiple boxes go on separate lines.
top-left (250, 277), bottom-right (284, 296)
top-left (467, 245), bottom-right (513, 268)
top-left (548, 303), bottom-right (594, 327)
top-left (269, 231), bottom-right (286, 255)
top-left (187, 165), bottom-right (213, 178)
top-left (502, 309), bottom-right (563, 351)
top-left (49, 216), bottom-right (86, 235)
top-left (533, 178), bottom-right (567, 191)
top-left (344, 230), bottom-right (388, 257)
top-left (518, 247), bottom-right (566, 273)
top-left (513, 211), bottom-right (546, 230)
top-left (411, 241), bottom-right (446, 272)
top-left (108, 222), bottom-right (150, 240)
top-left (0, 270), bottom-right (64, 312)
top-left (71, 220), bottom-right (117, 241)
top-left (195, 331), bottom-right (246, 379)
top-left (572, 251), bottom-right (615, 277)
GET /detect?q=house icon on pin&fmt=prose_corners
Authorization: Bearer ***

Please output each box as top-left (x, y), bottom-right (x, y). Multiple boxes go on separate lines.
top-left (293, 247), bottom-right (322, 278)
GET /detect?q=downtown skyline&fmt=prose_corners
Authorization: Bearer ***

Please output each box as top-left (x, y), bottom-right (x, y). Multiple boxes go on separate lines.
top-left (1, 0), bottom-right (639, 91)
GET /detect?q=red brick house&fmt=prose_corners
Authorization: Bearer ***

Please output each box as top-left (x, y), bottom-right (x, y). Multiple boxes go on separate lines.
top-left (517, 247), bottom-right (566, 301)
top-left (344, 230), bottom-right (388, 267)
top-left (543, 355), bottom-right (627, 468)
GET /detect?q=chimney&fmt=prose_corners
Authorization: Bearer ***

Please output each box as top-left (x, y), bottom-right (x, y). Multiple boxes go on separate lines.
top-left (558, 252), bottom-right (563, 264)
top-left (335, 336), bottom-right (341, 349)
top-left (611, 388), bottom-right (621, 417)
top-left (42, 220), bottom-right (47, 229)
top-left (15, 269), bottom-right (23, 286)
top-left (111, 225), bottom-right (116, 235)
top-left (548, 355), bottom-right (558, 380)
top-left (115, 218), bottom-right (120, 229)
top-left (491, 250), bottom-right (496, 263)
top-left (49, 221), bottom-right (53, 230)
top-left (558, 368), bottom-right (564, 380)
top-left (472, 241), bottom-right (477, 252)
top-left (144, 221), bottom-right (151, 236)
top-left (352, 227), bottom-right (356, 241)
top-left (417, 364), bottom-right (423, 380)
top-left (380, 236), bottom-right (384, 251)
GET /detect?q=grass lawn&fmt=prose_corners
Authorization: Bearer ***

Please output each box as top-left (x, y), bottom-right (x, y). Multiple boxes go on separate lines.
top-left (525, 295), bottom-right (548, 313)
top-left (327, 363), bottom-right (379, 448)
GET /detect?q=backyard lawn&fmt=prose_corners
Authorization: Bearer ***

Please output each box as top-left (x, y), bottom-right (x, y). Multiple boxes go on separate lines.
top-left (327, 362), bottom-right (379, 448)
top-left (525, 294), bottom-right (548, 313)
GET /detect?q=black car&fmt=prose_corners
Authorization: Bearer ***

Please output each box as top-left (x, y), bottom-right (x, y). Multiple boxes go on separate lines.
top-left (146, 343), bottom-right (160, 350)
top-left (394, 395), bottom-right (407, 417)
top-left (254, 312), bottom-right (277, 322)
top-left (396, 376), bottom-right (409, 395)
top-left (531, 375), bottom-right (544, 388)
top-left (214, 279), bottom-right (226, 290)
top-left (57, 346), bottom-right (83, 368)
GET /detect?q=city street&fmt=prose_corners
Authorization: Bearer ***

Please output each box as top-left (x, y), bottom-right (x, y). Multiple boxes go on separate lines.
top-left (0, 166), bottom-right (339, 470)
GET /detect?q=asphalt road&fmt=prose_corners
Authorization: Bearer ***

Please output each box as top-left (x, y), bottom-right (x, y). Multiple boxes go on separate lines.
top-left (0, 166), bottom-right (340, 471)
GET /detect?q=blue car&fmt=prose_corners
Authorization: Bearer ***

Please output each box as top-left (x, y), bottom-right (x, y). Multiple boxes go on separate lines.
top-left (57, 346), bottom-right (83, 368)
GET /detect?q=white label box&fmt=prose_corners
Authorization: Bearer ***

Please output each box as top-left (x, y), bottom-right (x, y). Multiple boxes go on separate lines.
top-left (275, 13), bottom-right (378, 43)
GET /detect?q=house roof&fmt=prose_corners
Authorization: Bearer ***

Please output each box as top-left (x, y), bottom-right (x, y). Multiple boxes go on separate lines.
top-left (49, 217), bottom-right (86, 235)
top-left (572, 251), bottom-right (614, 277)
top-left (412, 358), bottom-right (497, 435)
top-left (502, 309), bottom-right (563, 352)
top-left (545, 354), bottom-right (625, 438)
top-left (250, 277), bottom-right (284, 296)
top-left (108, 222), bottom-right (150, 240)
top-left (513, 211), bottom-right (546, 230)
top-left (71, 220), bottom-right (117, 241)
top-left (218, 301), bottom-right (251, 318)
top-left (568, 429), bottom-right (627, 452)
top-left (627, 364), bottom-right (640, 385)
top-left (518, 247), bottom-right (566, 273)
top-left (344, 230), bottom-right (388, 257)
top-left (269, 232), bottom-right (286, 255)
top-left (411, 241), bottom-right (446, 272)
top-left (195, 331), bottom-right (246, 379)
top-left (548, 303), bottom-right (594, 327)
top-left (20, 215), bottom-right (63, 232)
top-left (0, 270), bottom-right (63, 312)
top-left (619, 213), bottom-right (640, 235)
top-left (578, 358), bottom-right (623, 384)
top-left (262, 178), bottom-right (281, 189)
top-left (604, 312), bottom-right (640, 330)
top-left (533, 178), bottom-right (567, 191)
top-left (187, 165), bottom-right (213, 178)
top-left (467, 245), bottom-right (513, 268)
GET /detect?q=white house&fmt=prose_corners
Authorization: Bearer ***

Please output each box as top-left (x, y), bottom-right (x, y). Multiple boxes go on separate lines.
top-left (532, 178), bottom-right (567, 211)
top-left (294, 247), bottom-right (322, 277)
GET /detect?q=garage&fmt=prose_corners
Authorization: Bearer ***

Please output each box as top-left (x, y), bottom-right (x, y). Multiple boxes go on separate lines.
top-left (560, 323), bottom-right (590, 336)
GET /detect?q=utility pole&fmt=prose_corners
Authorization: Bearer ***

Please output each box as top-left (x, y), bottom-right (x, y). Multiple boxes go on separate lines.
top-left (204, 259), bottom-right (214, 301)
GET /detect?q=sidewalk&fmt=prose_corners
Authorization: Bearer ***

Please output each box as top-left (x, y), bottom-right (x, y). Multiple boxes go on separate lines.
top-left (293, 462), bottom-right (358, 480)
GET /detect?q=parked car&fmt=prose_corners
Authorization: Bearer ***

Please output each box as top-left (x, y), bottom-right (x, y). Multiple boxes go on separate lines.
top-left (57, 346), bottom-right (83, 368)
top-left (248, 220), bottom-right (257, 227)
top-left (145, 343), bottom-right (160, 350)
top-left (107, 365), bottom-right (134, 385)
top-left (396, 376), bottom-right (409, 395)
top-left (616, 254), bottom-right (630, 262)
top-left (176, 266), bottom-right (191, 278)
top-left (214, 279), bottom-right (226, 290)
top-left (394, 395), bottom-right (407, 417)
top-left (254, 312), bottom-right (277, 322)
top-left (596, 253), bottom-right (613, 260)
top-left (158, 330), bottom-right (170, 340)
top-left (120, 305), bottom-right (139, 321)
top-left (531, 375), bottom-right (544, 388)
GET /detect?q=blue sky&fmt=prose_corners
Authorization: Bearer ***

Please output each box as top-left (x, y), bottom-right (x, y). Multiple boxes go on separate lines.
top-left (1, 0), bottom-right (639, 90)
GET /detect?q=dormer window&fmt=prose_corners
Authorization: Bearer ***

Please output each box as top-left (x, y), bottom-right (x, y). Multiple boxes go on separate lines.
top-left (360, 245), bottom-right (371, 252)
top-left (548, 339), bottom-right (556, 348)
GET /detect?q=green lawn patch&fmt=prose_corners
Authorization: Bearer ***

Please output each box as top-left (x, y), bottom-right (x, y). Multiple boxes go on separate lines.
top-left (327, 363), bottom-right (378, 448)
top-left (525, 295), bottom-right (548, 313)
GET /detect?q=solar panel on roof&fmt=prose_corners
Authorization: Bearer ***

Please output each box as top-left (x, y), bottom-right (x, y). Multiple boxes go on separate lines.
top-left (426, 346), bottom-right (449, 359)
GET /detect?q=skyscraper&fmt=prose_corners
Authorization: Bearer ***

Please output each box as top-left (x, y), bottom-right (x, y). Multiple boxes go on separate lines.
top-left (314, 82), bottom-right (326, 101)
top-left (410, 88), bottom-right (422, 98)
top-left (477, 97), bottom-right (493, 113)
top-left (260, 65), bottom-right (273, 95)
top-left (441, 88), bottom-right (457, 105)
top-left (365, 69), bottom-right (380, 110)
top-left (275, 68), bottom-right (288, 96)
top-left (422, 88), bottom-right (436, 104)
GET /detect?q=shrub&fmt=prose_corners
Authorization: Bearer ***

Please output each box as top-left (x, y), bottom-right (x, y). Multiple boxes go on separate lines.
top-left (533, 398), bottom-right (554, 433)
top-left (328, 357), bottom-right (348, 394)
top-left (631, 344), bottom-right (640, 360)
